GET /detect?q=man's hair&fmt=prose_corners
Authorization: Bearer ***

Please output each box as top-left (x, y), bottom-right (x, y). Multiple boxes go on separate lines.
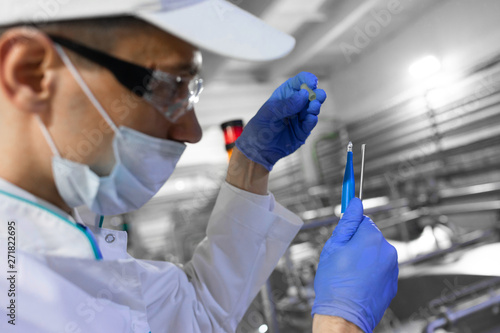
top-left (0, 16), bottom-right (155, 67)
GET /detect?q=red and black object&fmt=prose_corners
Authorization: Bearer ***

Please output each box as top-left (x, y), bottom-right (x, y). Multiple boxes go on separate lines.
top-left (221, 120), bottom-right (244, 159)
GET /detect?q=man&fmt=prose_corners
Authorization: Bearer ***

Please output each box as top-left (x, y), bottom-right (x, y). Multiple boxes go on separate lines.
top-left (0, 1), bottom-right (397, 332)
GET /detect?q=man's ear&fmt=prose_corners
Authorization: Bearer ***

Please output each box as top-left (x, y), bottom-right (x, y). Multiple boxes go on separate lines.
top-left (0, 27), bottom-right (58, 114)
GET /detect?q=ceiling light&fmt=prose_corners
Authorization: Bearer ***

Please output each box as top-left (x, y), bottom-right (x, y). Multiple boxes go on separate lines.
top-left (409, 55), bottom-right (441, 79)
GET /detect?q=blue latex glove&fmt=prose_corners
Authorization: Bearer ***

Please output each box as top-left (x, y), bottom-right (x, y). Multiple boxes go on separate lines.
top-left (312, 198), bottom-right (398, 333)
top-left (235, 72), bottom-right (327, 171)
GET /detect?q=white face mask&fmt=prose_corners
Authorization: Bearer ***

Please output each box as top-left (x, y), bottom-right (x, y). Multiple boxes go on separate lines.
top-left (37, 45), bottom-right (186, 216)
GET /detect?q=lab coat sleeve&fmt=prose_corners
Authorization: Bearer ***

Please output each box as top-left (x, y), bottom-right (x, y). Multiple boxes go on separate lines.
top-left (183, 181), bottom-right (303, 332)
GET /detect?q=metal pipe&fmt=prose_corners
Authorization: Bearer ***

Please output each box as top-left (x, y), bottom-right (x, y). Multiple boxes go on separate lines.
top-left (429, 277), bottom-right (500, 310)
top-left (260, 279), bottom-right (280, 333)
top-left (425, 317), bottom-right (447, 333)
top-left (439, 182), bottom-right (500, 198)
top-left (301, 217), bottom-right (340, 230)
top-left (399, 229), bottom-right (497, 267)
top-left (426, 294), bottom-right (500, 333)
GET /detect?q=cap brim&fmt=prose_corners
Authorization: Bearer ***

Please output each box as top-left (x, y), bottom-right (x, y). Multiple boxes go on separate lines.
top-left (136, 0), bottom-right (295, 62)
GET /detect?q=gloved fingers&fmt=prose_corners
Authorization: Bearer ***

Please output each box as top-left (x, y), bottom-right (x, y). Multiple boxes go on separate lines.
top-left (298, 100), bottom-right (321, 122)
top-left (378, 238), bottom-right (398, 271)
top-left (352, 216), bottom-right (383, 244)
top-left (330, 198), bottom-right (364, 243)
top-left (318, 234), bottom-right (337, 259)
top-left (380, 276), bottom-right (398, 311)
top-left (354, 217), bottom-right (398, 268)
top-left (368, 216), bottom-right (381, 231)
top-left (287, 71), bottom-right (318, 91)
top-left (280, 89), bottom-right (310, 118)
top-left (313, 88), bottom-right (327, 104)
top-left (392, 264), bottom-right (399, 298)
top-left (307, 100), bottom-right (322, 115)
top-left (384, 246), bottom-right (399, 301)
top-left (359, 215), bottom-right (378, 230)
top-left (299, 114), bottom-right (318, 138)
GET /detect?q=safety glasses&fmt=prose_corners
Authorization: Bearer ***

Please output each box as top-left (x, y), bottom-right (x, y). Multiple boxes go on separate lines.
top-left (48, 35), bottom-right (203, 122)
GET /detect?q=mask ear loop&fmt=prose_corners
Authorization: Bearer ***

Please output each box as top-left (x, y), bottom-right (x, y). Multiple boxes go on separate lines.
top-left (53, 44), bottom-right (122, 138)
top-left (36, 114), bottom-right (61, 158)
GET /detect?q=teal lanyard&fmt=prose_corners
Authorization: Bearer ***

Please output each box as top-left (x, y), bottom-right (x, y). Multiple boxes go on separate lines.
top-left (75, 222), bottom-right (103, 260)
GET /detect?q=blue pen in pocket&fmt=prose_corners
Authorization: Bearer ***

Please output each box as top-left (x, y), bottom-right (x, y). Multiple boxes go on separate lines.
top-left (341, 142), bottom-right (355, 214)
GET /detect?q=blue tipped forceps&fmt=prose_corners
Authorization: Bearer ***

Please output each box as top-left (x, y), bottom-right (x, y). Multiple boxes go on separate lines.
top-left (341, 142), bottom-right (366, 215)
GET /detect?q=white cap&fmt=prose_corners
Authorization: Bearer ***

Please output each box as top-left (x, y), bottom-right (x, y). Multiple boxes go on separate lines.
top-left (0, 0), bottom-right (295, 61)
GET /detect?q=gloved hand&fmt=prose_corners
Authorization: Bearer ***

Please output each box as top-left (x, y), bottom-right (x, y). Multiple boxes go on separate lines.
top-left (235, 72), bottom-right (327, 171)
top-left (312, 198), bottom-right (399, 333)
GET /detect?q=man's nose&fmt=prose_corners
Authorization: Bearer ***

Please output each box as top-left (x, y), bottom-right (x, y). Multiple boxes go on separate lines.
top-left (167, 108), bottom-right (202, 144)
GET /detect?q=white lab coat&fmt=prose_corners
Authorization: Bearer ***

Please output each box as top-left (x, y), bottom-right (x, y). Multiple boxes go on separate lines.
top-left (0, 178), bottom-right (303, 333)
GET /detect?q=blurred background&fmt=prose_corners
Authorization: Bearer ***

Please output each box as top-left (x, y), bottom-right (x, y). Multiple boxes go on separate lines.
top-left (102, 0), bottom-right (500, 332)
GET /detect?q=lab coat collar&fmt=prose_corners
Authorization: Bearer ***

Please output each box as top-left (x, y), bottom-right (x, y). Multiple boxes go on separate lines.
top-left (73, 204), bottom-right (104, 228)
top-left (0, 177), bottom-right (101, 228)
top-left (0, 177), bottom-right (72, 219)
top-left (0, 177), bottom-right (103, 259)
